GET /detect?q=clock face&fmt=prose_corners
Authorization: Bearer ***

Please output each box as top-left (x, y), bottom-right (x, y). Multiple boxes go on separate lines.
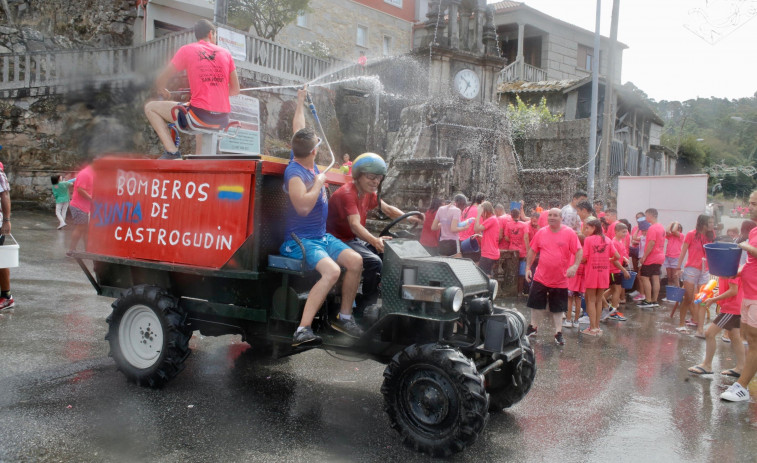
top-left (454, 69), bottom-right (480, 99)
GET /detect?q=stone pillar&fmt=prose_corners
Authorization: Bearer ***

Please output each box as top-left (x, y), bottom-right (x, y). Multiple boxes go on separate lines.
top-left (449, 1), bottom-right (460, 49)
top-left (424, 1), bottom-right (445, 47)
top-left (473, 5), bottom-right (484, 54)
top-left (459, 6), bottom-right (471, 51)
top-left (482, 8), bottom-right (498, 57)
top-left (517, 22), bottom-right (525, 78)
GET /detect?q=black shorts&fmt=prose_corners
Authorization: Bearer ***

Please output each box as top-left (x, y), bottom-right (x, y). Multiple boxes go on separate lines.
top-left (640, 263), bottom-right (661, 277)
top-left (185, 105), bottom-right (230, 129)
top-left (609, 273), bottom-right (622, 286)
top-left (479, 257), bottom-right (496, 276)
top-left (438, 239), bottom-right (458, 256)
top-left (527, 280), bottom-right (568, 312)
top-left (713, 313), bottom-right (740, 330)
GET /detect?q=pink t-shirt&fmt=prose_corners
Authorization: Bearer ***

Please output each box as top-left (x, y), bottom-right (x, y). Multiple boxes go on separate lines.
top-left (70, 165), bottom-right (94, 213)
top-left (507, 221), bottom-right (529, 258)
top-left (583, 234), bottom-right (613, 288)
top-left (537, 212), bottom-right (549, 229)
top-left (497, 215), bottom-right (512, 249)
top-left (435, 204), bottom-right (461, 241)
top-left (741, 227), bottom-right (757, 299)
top-left (683, 230), bottom-right (711, 270)
top-left (665, 232), bottom-right (683, 258)
top-left (458, 205), bottom-right (478, 241)
top-left (611, 238), bottom-right (627, 274)
top-left (480, 216), bottom-right (501, 260)
top-left (644, 222), bottom-right (666, 265)
top-left (606, 220), bottom-right (616, 239)
top-left (530, 225), bottom-right (582, 288)
top-left (718, 277), bottom-right (742, 315)
top-left (171, 40), bottom-right (236, 113)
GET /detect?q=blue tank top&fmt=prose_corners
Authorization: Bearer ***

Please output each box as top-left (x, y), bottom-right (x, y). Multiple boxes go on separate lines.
top-left (283, 157), bottom-right (328, 239)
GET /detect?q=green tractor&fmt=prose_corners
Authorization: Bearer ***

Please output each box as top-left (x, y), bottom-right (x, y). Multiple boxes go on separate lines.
top-left (73, 156), bottom-right (535, 457)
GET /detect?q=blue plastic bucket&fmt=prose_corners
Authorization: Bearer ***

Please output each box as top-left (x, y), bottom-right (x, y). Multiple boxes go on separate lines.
top-left (666, 285), bottom-right (685, 302)
top-left (510, 201), bottom-right (521, 212)
top-left (518, 260), bottom-right (526, 276)
top-left (704, 242), bottom-right (742, 277)
top-left (460, 236), bottom-right (480, 254)
top-left (620, 270), bottom-right (637, 289)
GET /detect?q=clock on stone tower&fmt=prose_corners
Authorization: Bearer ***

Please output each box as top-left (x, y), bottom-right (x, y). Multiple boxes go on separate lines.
top-left (454, 68), bottom-right (481, 99)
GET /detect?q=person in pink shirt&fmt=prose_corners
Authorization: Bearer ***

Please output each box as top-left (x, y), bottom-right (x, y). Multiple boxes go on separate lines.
top-left (605, 222), bottom-right (631, 320)
top-left (505, 208), bottom-right (530, 294)
top-left (459, 192), bottom-right (484, 260)
top-left (144, 20), bottom-right (240, 159)
top-left (664, 221), bottom-right (684, 289)
top-left (525, 208), bottom-right (582, 346)
top-left (566, 234), bottom-right (586, 328)
top-left (537, 199), bottom-right (559, 229)
top-left (473, 202), bottom-right (501, 276)
top-left (688, 277), bottom-right (745, 377)
top-left (604, 208), bottom-right (617, 239)
top-left (582, 219), bottom-right (623, 335)
top-left (68, 164), bottom-right (94, 253)
top-left (722, 191), bottom-right (757, 401)
top-left (676, 214), bottom-right (714, 335)
top-left (638, 208), bottom-right (666, 308)
top-left (495, 203), bottom-right (512, 250)
top-left (431, 194), bottom-right (467, 257)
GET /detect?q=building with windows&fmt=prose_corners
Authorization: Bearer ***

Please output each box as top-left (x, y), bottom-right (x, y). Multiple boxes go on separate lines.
top-left (276, 0), bottom-right (415, 61)
top-left (134, 0), bottom-right (214, 44)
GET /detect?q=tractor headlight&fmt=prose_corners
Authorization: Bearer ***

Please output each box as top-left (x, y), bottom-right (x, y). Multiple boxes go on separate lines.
top-left (442, 287), bottom-right (464, 312)
top-left (488, 279), bottom-right (498, 300)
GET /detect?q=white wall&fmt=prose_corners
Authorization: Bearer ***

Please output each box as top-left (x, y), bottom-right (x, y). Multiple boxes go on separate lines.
top-left (617, 175), bottom-right (708, 233)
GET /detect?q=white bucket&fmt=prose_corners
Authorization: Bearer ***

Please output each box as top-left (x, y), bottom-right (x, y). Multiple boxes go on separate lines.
top-left (0, 234), bottom-right (19, 268)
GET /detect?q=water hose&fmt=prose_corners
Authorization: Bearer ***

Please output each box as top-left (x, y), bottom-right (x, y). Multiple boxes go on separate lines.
top-left (304, 91), bottom-right (336, 174)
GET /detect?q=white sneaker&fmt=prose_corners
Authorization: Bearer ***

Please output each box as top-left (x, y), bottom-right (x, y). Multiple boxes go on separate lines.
top-left (721, 383), bottom-right (750, 402)
top-left (562, 319), bottom-right (573, 328)
top-left (572, 320), bottom-right (580, 328)
top-left (608, 305), bottom-right (618, 315)
top-left (661, 298), bottom-right (670, 303)
top-left (628, 290), bottom-right (639, 297)
top-left (577, 315), bottom-right (590, 324)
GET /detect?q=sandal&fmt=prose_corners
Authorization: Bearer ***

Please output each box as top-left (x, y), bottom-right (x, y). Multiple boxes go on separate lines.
top-left (721, 369), bottom-right (741, 378)
top-left (687, 365), bottom-right (713, 375)
top-left (675, 326), bottom-right (689, 334)
top-left (581, 328), bottom-right (598, 336)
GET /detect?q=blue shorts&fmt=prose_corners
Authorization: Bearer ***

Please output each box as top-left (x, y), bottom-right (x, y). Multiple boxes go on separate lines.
top-left (280, 233), bottom-right (351, 270)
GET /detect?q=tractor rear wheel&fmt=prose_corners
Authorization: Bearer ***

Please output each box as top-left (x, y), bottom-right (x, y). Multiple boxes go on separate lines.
top-left (106, 285), bottom-right (191, 388)
top-left (381, 343), bottom-right (489, 457)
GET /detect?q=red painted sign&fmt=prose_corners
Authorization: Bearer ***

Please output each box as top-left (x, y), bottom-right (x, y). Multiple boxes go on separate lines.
top-left (87, 157), bottom-right (257, 268)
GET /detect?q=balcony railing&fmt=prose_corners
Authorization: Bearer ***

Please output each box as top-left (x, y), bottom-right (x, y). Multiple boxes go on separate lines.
top-left (498, 57), bottom-right (548, 84)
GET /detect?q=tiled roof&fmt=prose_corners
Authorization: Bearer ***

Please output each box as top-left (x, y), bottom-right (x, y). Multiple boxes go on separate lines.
top-left (497, 78), bottom-right (588, 93)
top-left (490, 1), bottom-right (523, 11)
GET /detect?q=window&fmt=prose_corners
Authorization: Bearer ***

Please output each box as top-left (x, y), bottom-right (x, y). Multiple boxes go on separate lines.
top-left (357, 25), bottom-right (368, 47)
top-left (384, 0), bottom-right (402, 6)
top-left (296, 11), bottom-right (307, 28)
top-left (383, 35), bottom-right (392, 56)
top-left (577, 44), bottom-right (601, 72)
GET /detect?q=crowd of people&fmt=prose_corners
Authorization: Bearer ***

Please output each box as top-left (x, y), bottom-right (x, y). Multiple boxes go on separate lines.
top-left (419, 188), bottom-right (757, 403)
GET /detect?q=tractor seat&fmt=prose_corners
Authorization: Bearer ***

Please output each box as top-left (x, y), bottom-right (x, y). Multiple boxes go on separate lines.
top-left (267, 254), bottom-right (307, 276)
top-left (171, 104), bottom-right (241, 137)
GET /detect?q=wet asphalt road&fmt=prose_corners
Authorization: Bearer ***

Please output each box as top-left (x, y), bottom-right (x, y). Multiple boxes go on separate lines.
top-left (1, 211), bottom-right (757, 463)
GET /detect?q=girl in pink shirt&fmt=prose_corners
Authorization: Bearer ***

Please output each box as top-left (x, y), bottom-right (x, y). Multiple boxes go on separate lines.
top-left (606, 222), bottom-right (631, 315)
top-left (676, 215), bottom-right (714, 335)
top-left (582, 219), bottom-right (621, 335)
top-left (474, 201), bottom-right (501, 277)
top-left (566, 234), bottom-right (586, 327)
top-left (665, 222), bottom-right (683, 288)
top-left (688, 277), bottom-right (745, 377)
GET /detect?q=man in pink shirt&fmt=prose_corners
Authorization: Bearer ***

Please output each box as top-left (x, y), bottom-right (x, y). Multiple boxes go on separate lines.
top-left (722, 190), bottom-right (757, 401)
top-left (432, 194), bottom-right (467, 257)
top-left (525, 208), bottom-right (582, 346)
top-left (638, 208), bottom-right (665, 308)
top-left (68, 164), bottom-right (94, 253)
top-left (144, 20), bottom-right (240, 159)
top-left (605, 208), bottom-right (617, 239)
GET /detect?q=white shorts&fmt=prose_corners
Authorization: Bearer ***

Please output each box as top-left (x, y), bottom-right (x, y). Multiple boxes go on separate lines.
top-left (682, 266), bottom-right (710, 286)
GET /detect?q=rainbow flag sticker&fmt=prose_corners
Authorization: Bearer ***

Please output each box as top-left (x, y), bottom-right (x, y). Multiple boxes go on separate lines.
top-left (218, 185), bottom-right (244, 201)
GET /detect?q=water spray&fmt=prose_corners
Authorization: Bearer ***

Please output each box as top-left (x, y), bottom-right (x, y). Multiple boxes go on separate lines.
top-left (304, 89), bottom-right (336, 174)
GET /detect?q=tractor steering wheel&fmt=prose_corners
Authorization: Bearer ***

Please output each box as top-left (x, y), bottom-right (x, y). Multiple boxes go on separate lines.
top-left (378, 211), bottom-right (425, 239)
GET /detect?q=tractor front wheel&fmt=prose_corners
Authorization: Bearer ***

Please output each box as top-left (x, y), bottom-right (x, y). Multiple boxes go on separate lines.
top-left (381, 343), bottom-right (489, 457)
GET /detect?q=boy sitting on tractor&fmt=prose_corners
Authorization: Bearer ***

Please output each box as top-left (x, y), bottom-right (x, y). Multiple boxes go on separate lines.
top-left (279, 88), bottom-right (364, 346)
top-left (326, 153), bottom-right (422, 311)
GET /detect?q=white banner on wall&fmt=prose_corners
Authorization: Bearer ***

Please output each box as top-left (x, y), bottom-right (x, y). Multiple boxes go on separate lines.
top-left (217, 27), bottom-right (247, 61)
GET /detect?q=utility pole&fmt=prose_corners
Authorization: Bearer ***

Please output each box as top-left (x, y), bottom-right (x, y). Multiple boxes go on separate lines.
top-left (598, 0), bottom-right (620, 203)
top-left (587, 0), bottom-right (601, 202)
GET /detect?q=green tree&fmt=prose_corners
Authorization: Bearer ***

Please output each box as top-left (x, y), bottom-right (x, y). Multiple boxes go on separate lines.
top-left (228, 0), bottom-right (310, 41)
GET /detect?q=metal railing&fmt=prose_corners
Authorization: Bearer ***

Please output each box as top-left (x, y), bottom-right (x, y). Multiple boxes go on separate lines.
top-left (0, 27), bottom-right (333, 96)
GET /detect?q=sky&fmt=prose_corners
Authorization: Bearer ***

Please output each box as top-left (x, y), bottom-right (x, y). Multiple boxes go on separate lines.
top-left (488, 0), bottom-right (757, 102)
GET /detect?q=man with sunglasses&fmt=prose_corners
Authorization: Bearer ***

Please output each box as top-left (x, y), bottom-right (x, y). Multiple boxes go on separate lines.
top-left (279, 88), bottom-right (365, 346)
top-left (327, 152), bottom-right (421, 311)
